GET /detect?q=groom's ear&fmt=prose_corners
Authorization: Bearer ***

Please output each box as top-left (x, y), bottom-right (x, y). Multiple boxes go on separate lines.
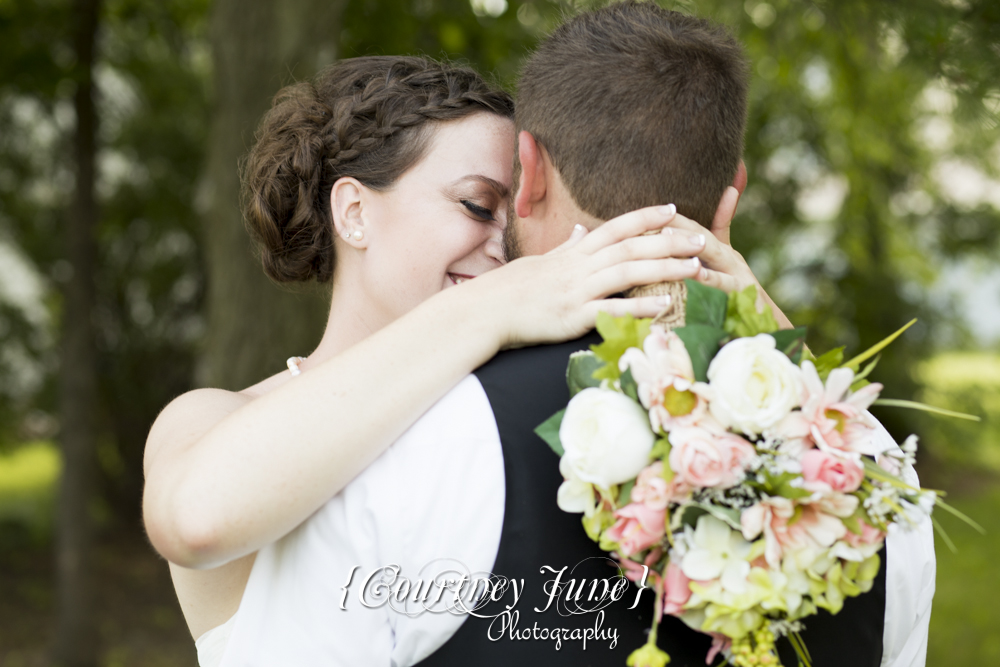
top-left (514, 131), bottom-right (547, 219)
top-left (708, 161), bottom-right (749, 245)
top-left (734, 160), bottom-right (748, 196)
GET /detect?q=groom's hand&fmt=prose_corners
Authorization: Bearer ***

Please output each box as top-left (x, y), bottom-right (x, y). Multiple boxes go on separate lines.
top-left (666, 182), bottom-right (794, 330)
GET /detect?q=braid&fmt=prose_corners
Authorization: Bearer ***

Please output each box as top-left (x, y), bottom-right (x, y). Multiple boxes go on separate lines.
top-left (242, 56), bottom-right (513, 283)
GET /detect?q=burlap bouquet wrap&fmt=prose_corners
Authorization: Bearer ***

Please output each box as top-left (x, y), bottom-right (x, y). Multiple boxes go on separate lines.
top-left (623, 230), bottom-right (689, 331)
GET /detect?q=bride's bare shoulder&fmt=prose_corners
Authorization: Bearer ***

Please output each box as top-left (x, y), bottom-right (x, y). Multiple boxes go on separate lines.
top-left (143, 371), bottom-right (289, 473)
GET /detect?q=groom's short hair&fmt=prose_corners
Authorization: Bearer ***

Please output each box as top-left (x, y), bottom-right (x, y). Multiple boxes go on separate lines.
top-left (517, 1), bottom-right (749, 226)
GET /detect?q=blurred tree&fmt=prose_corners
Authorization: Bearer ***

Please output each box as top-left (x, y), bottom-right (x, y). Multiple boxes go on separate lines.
top-left (52, 0), bottom-right (101, 662)
top-left (198, 0), bottom-right (347, 391)
top-left (655, 0), bottom-right (1000, 469)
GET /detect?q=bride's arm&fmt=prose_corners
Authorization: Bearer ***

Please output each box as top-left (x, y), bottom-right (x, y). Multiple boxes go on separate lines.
top-left (143, 206), bottom-right (709, 570)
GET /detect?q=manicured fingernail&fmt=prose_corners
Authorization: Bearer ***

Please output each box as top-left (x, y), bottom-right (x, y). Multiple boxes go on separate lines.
top-left (574, 223), bottom-right (586, 233)
top-left (658, 294), bottom-right (672, 306)
top-left (661, 227), bottom-right (674, 235)
top-left (690, 234), bottom-right (705, 246)
top-left (659, 204), bottom-right (676, 217)
top-left (692, 257), bottom-right (701, 268)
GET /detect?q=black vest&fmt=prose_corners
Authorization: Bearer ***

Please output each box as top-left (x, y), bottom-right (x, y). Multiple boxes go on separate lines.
top-left (418, 333), bottom-right (886, 667)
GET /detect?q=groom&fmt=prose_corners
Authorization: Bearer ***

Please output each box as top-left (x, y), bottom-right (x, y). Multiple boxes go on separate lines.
top-left (218, 4), bottom-right (935, 666)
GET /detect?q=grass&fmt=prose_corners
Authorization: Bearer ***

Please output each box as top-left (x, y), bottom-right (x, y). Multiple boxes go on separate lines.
top-left (0, 441), bottom-right (60, 542)
top-left (926, 485), bottom-right (1000, 666)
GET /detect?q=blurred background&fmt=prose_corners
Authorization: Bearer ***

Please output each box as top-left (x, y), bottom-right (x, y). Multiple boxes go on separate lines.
top-left (0, 0), bottom-right (997, 664)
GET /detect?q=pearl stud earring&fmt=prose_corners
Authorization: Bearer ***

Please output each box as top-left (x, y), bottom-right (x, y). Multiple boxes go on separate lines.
top-left (352, 230), bottom-right (364, 241)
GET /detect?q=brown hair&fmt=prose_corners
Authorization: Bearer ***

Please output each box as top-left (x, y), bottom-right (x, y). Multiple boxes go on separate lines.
top-left (242, 56), bottom-right (514, 283)
top-left (516, 1), bottom-right (749, 226)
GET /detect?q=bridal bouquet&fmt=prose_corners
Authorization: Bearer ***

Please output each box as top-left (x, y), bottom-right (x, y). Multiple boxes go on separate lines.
top-left (535, 280), bottom-right (974, 667)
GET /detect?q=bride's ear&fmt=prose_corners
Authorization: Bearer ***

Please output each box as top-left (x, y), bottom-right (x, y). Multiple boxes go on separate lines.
top-left (331, 177), bottom-right (368, 247)
top-left (514, 131), bottom-right (547, 219)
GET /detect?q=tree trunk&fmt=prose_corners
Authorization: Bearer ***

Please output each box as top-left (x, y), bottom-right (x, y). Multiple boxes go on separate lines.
top-left (52, 0), bottom-right (101, 664)
top-left (199, 0), bottom-right (347, 391)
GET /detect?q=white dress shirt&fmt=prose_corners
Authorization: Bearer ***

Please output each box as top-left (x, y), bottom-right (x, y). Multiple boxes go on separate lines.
top-left (211, 374), bottom-right (934, 667)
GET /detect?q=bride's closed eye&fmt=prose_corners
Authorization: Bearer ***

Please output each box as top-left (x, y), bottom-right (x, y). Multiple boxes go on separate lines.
top-left (461, 199), bottom-right (496, 222)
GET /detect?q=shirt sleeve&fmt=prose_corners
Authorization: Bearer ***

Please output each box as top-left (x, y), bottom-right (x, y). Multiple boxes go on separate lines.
top-left (873, 419), bottom-right (937, 667)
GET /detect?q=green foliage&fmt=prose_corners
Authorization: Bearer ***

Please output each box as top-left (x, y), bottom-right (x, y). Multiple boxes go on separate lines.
top-left (725, 284), bottom-right (780, 338)
top-left (767, 326), bottom-right (808, 364)
top-left (619, 367), bottom-right (639, 402)
top-left (534, 409), bottom-right (565, 457)
top-left (566, 351), bottom-right (602, 396)
top-left (590, 312), bottom-right (652, 381)
top-left (673, 324), bottom-right (728, 382)
top-left (649, 436), bottom-right (672, 464)
top-left (683, 278), bottom-right (728, 329)
top-left (811, 346), bottom-right (845, 381)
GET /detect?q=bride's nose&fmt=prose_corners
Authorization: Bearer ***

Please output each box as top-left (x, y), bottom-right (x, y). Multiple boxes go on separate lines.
top-left (484, 235), bottom-right (505, 265)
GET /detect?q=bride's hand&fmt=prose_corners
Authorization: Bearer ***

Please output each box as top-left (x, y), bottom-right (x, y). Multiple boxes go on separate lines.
top-left (666, 185), bottom-right (794, 329)
top-left (462, 204), bottom-right (709, 349)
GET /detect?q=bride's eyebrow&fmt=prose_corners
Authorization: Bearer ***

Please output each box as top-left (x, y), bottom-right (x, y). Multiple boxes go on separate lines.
top-left (448, 175), bottom-right (510, 198)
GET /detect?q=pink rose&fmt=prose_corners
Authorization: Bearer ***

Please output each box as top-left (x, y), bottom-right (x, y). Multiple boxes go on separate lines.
top-left (620, 547), bottom-right (663, 586)
top-left (706, 633), bottom-right (732, 665)
top-left (605, 502), bottom-right (666, 557)
top-left (662, 560), bottom-right (692, 615)
top-left (844, 519), bottom-right (885, 549)
top-left (668, 422), bottom-right (756, 489)
top-left (801, 449), bottom-right (865, 493)
top-left (632, 462), bottom-right (671, 510)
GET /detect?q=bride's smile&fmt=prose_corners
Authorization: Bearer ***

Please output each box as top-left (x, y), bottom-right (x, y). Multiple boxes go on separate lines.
top-left (332, 111), bottom-right (514, 327)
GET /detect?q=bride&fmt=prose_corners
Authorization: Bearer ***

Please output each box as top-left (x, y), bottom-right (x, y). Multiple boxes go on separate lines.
top-left (141, 55), bottom-right (777, 665)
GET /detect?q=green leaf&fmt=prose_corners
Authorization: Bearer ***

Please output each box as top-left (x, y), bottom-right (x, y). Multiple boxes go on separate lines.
top-left (934, 497), bottom-right (987, 534)
top-left (842, 318), bottom-right (916, 371)
top-left (650, 436), bottom-right (672, 461)
top-left (673, 324), bottom-right (728, 382)
top-left (872, 398), bottom-right (982, 422)
top-left (619, 367), bottom-right (639, 402)
top-left (534, 409), bottom-right (566, 457)
top-left (618, 479), bottom-right (635, 507)
top-left (931, 515), bottom-right (957, 554)
top-left (767, 326), bottom-right (808, 364)
top-left (812, 346), bottom-right (845, 381)
top-left (683, 278), bottom-right (728, 329)
top-left (590, 312), bottom-right (653, 381)
top-left (759, 470), bottom-right (812, 499)
top-left (675, 502), bottom-right (743, 531)
top-left (567, 351), bottom-right (603, 397)
top-left (724, 284), bottom-right (779, 338)
top-left (850, 355), bottom-right (880, 391)
top-left (584, 507), bottom-right (616, 544)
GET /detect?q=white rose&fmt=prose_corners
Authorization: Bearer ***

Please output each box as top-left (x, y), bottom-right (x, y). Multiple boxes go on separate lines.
top-left (556, 457), bottom-right (596, 515)
top-left (707, 334), bottom-right (803, 436)
top-left (559, 387), bottom-right (655, 488)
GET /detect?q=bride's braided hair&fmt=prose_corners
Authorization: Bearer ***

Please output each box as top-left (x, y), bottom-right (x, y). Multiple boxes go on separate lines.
top-left (242, 56), bottom-right (514, 283)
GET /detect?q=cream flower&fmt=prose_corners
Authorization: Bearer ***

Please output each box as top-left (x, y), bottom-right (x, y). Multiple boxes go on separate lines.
top-left (681, 515), bottom-right (753, 594)
top-left (559, 388), bottom-right (655, 488)
top-left (556, 456), bottom-right (596, 515)
top-left (706, 335), bottom-right (803, 436)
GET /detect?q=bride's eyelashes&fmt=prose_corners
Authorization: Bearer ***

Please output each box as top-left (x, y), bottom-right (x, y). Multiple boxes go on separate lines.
top-left (460, 199), bottom-right (496, 222)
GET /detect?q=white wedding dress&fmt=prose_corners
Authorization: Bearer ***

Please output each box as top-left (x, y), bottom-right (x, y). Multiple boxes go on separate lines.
top-left (196, 612), bottom-right (237, 667)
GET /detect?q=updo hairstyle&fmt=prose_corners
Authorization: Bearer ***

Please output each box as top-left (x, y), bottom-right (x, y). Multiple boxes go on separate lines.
top-left (241, 56), bottom-right (515, 283)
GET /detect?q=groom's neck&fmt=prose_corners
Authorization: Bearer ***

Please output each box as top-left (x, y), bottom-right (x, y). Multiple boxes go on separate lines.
top-left (519, 175), bottom-right (602, 256)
